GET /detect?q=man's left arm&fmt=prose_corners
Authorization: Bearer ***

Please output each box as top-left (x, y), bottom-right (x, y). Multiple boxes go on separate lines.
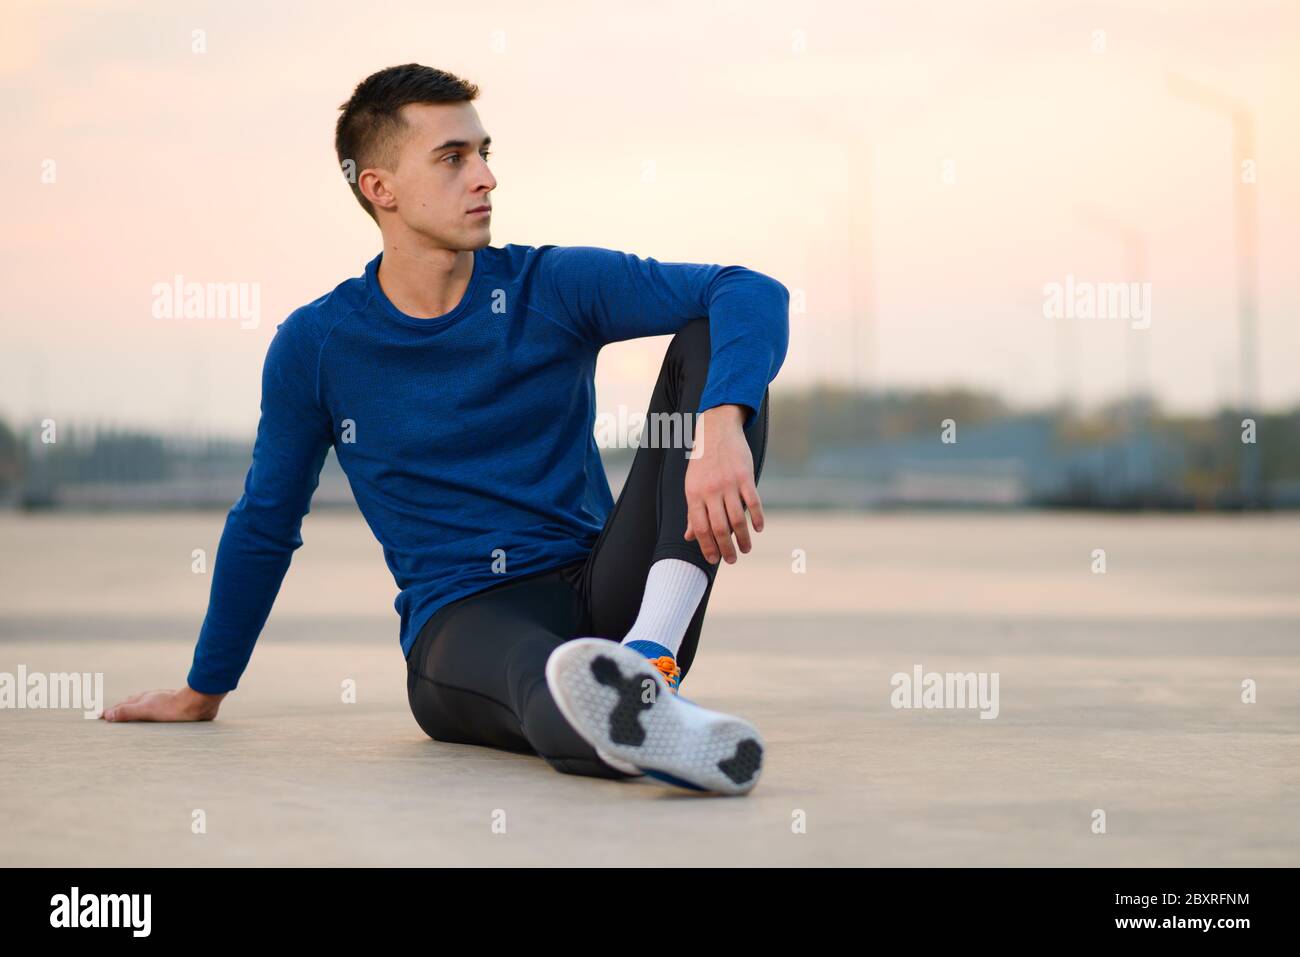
top-left (537, 245), bottom-right (790, 563)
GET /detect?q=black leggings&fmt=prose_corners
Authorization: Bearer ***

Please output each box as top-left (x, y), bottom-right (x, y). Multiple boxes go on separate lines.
top-left (404, 317), bottom-right (770, 779)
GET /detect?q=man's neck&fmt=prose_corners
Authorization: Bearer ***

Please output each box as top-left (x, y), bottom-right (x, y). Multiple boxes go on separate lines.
top-left (376, 241), bottom-right (475, 319)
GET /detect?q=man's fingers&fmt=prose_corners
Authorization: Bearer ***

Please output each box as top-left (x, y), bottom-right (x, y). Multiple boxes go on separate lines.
top-left (725, 491), bottom-right (751, 553)
top-left (687, 499), bottom-right (719, 563)
top-left (102, 692), bottom-right (144, 719)
top-left (107, 690), bottom-right (181, 722)
top-left (709, 496), bottom-right (738, 564)
top-left (106, 700), bottom-right (147, 722)
top-left (741, 481), bottom-right (765, 533)
top-left (687, 485), bottom-right (760, 563)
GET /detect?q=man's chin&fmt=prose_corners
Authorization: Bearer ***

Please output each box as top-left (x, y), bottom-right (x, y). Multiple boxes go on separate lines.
top-left (416, 226), bottom-right (490, 251)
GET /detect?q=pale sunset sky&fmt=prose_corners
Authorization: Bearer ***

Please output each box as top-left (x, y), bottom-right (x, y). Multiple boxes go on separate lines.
top-left (2, 0), bottom-right (1297, 434)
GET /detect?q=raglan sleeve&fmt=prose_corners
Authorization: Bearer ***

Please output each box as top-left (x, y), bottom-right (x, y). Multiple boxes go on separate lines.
top-left (185, 314), bottom-right (334, 694)
top-left (536, 245), bottom-right (789, 430)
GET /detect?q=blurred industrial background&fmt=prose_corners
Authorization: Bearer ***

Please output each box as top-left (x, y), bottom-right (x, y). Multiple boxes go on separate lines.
top-left (3, 390), bottom-right (1298, 511)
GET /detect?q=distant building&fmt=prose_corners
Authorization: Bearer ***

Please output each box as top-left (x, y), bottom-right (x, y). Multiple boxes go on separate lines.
top-left (807, 414), bottom-right (1188, 507)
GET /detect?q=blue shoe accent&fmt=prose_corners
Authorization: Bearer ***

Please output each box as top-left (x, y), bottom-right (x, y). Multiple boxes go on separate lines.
top-left (623, 640), bottom-right (684, 693)
top-left (624, 639), bottom-right (673, 659)
top-left (640, 766), bottom-right (709, 792)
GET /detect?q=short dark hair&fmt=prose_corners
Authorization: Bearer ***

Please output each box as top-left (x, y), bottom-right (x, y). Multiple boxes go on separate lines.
top-left (335, 64), bottom-right (480, 221)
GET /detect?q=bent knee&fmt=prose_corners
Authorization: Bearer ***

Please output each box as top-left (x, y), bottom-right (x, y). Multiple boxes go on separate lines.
top-left (668, 316), bottom-right (711, 358)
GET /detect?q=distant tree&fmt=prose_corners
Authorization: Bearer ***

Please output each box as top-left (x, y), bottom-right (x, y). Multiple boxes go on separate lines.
top-left (0, 417), bottom-right (21, 495)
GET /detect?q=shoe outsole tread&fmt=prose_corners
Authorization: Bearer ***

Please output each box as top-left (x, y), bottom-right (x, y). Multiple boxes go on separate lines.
top-left (546, 639), bottom-right (764, 795)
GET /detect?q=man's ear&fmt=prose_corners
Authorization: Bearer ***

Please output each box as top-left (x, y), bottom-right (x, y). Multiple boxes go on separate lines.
top-left (360, 167), bottom-right (396, 213)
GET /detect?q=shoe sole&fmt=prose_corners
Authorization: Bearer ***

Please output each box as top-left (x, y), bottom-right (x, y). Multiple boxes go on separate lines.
top-left (545, 639), bottom-right (764, 795)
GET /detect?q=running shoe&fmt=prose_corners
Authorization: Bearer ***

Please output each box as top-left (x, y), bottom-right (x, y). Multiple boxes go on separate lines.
top-left (545, 638), bottom-right (764, 795)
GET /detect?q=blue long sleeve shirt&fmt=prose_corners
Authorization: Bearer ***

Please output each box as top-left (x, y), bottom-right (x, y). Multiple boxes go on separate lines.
top-left (186, 243), bottom-right (789, 694)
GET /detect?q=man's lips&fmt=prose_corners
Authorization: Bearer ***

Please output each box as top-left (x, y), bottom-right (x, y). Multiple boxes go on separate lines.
top-left (468, 206), bottom-right (491, 214)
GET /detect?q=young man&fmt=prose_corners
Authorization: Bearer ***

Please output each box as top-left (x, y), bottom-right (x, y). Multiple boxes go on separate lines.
top-left (102, 64), bottom-right (788, 795)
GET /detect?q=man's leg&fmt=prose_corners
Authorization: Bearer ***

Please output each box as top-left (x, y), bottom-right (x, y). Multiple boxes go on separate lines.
top-left (542, 317), bottom-right (771, 793)
top-left (406, 568), bottom-right (635, 780)
top-left (578, 316), bottom-right (770, 679)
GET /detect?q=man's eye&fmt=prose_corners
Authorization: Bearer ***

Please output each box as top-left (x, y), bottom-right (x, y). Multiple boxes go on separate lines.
top-left (481, 150), bottom-right (492, 161)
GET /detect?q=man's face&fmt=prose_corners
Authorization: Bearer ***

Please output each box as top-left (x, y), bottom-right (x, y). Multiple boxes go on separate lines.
top-left (369, 101), bottom-right (496, 248)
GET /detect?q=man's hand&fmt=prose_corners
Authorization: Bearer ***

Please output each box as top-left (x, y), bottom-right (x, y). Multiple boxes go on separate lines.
top-left (101, 686), bottom-right (226, 723)
top-left (683, 404), bottom-right (766, 564)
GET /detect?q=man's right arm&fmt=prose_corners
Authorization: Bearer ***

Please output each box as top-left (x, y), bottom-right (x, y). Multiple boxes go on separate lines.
top-left (105, 315), bottom-right (333, 722)
top-left (184, 315), bottom-right (335, 696)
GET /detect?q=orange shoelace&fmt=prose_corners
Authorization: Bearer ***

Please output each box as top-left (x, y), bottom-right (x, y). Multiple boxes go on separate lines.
top-left (652, 655), bottom-right (681, 690)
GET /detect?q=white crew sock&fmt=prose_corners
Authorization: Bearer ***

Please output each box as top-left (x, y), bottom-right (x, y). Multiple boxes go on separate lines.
top-left (619, 558), bottom-right (709, 658)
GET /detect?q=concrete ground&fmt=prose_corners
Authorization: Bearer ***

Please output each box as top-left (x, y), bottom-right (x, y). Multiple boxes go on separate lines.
top-left (1, 510), bottom-right (1297, 866)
